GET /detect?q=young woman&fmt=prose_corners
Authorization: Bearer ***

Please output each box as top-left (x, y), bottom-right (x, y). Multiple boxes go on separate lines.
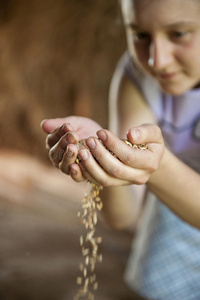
top-left (41, 0), bottom-right (200, 299)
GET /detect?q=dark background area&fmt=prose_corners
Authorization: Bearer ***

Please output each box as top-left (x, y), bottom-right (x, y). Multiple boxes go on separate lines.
top-left (0, 1), bottom-right (143, 299)
top-left (0, 0), bottom-right (126, 160)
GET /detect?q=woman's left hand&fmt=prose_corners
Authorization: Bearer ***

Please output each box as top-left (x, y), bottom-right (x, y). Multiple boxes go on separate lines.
top-left (77, 123), bottom-right (165, 186)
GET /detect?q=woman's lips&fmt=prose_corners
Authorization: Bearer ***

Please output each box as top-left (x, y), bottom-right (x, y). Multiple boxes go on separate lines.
top-left (159, 72), bottom-right (178, 80)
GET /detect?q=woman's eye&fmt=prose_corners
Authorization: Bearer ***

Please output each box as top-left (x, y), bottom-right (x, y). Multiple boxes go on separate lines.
top-left (134, 32), bottom-right (150, 41)
top-left (170, 31), bottom-right (187, 39)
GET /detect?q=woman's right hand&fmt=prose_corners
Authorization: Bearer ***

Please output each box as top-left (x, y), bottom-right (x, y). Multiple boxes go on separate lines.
top-left (41, 116), bottom-right (102, 179)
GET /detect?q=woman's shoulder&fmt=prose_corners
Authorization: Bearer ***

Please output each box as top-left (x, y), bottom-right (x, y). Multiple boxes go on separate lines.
top-left (116, 51), bottom-right (159, 92)
top-left (115, 51), bottom-right (163, 119)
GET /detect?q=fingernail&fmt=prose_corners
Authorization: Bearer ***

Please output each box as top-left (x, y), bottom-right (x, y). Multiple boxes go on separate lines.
top-left (66, 132), bottom-right (76, 144)
top-left (70, 168), bottom-right (77, 176)
top-left (97, 130), bottom-right (107, 143)
top-left (78, 149), bottom-right (89, 161)
top-left (86, 138), bottom-right (96, 150)
top-left (61, 124), bottom-right (68, 131)
top-left (66, 146), bottom-right (74, 158)
top-left (131, 129), bottom-right (141, 141)
top-left (62, 123), bottom-right (73, 131)
top-left (40, 119), bottom-right (46, 128)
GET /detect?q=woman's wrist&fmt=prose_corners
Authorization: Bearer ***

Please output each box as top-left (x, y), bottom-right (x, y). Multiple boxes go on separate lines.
top-left (147, 146), bottom-right (171, 188)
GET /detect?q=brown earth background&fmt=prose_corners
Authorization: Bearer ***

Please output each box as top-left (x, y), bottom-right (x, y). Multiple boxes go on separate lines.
top-left (0, 1), bottom-right (145, 300)
top-left (0, 0), bottom-right (126, 159)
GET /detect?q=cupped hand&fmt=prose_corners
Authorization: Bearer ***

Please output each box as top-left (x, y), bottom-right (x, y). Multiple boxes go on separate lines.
top-left (40, 116), bottom-right (102, 176)
top-left (74, 123), bottom-right (165, 186)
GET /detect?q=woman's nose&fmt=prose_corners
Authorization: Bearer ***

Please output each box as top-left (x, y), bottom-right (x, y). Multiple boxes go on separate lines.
top-left (148, 43), bottom-right (155, 67)
top-left (148, 38), bottom-right (174, 71)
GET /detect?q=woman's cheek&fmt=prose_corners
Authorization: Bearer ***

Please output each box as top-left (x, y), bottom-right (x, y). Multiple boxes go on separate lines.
top-left (134, 44), bottom-right (149, 68)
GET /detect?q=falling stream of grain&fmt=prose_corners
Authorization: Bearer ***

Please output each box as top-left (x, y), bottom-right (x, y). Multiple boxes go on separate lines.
top-left (74, 183), bottom-right (103, 300)
top-left (74, 140), bottom-right (148, 299)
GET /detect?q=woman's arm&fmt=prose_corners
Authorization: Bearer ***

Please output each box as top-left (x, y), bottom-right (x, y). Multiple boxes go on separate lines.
top-left (101, 66), bottom-right (156, 230)
top-left (105, 66), bottom-right (200, 229)
top-left (148, 149), bottom-right (200, 229)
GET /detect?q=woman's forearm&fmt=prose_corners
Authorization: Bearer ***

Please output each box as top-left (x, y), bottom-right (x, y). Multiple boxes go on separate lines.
top-left (101, 185), bottom-right (145, 230)
top-left (148, 148), bottom-right (200, 229)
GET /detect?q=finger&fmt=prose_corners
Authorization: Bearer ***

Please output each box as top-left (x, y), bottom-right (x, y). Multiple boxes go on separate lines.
top-left (69, 163), bottom-right (87, 182)
top-left (78, 145), bottom-right (142, 186)
top-left (96, 130), bottom-right (157, 171)
top-left (48, 131), bottom-right (78, 166)
top-left (41, 118), bottom-right (73, 134)
top-left (57, 143), bottom-right (79, 173)
top-left (78, 164), bottom-right (100, 185)
top-left (48, 130), bottom-right (81, 166)
top-left (45, 123), bottom-right (73, 150)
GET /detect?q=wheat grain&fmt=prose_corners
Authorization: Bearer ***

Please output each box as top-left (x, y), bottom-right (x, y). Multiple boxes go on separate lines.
top-left (74, 139), bottom-right (148, 300)
top-left (74, 183), bottom-right (103, 300)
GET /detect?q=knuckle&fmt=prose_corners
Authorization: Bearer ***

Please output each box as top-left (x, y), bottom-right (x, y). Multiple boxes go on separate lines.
top-left (109, 166), bottom-right (123, 178)
top-left (49, 149), bottom-right (57, 161)
top-left (75, 178), bottom-right (84, 183)
top-left (59, 162), bottom-right (68, 174)
top-left (94, 175), bottom-right (109, 187)
top-left (152, 124), bottom-right (162, 139)
top-left (99, 178), bottom-right (110, 187)
top-left (147, 166), bottom-right (156, 174)
top-left (142, 123), bottom-right (162, 141)
top-left (148, 156), bottom-right (160, 172)
top-left (150, 162), bottom-right (159, 173)
top-left (149, 165), bottom-right (156, 173)
top-left (123, 152), bottom-right (135, 165)
top-left (45, 137), bottom-right (51, 150)
top-left (45, 143), bottom-right (50, 151)
top-left (46, 134), bottom-right (55, 148)
top-left (116, 140), bottom-right (126, 152)
top-left (58, 149), bottom-right (65, 161)
top-left (49, 147), bottom-right (65, 162)
top-left (134, 174), bottom-right (149, 185)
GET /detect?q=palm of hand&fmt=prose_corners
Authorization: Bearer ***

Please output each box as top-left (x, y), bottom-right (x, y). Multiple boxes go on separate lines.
top-left (64, 116), bottom-right (102, 140)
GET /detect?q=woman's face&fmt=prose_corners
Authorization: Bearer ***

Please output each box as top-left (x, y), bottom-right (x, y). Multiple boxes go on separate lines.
top-left (121, 0), bottom-right (200, 95)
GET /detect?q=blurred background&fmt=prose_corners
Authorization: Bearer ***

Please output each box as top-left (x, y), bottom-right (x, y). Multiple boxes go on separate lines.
top-left (0, 0), bottom-right (137, 299)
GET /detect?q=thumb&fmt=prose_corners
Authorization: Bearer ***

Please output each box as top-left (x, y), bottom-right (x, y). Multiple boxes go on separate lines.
top-left (127, 123), bottom-right (163, 145)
